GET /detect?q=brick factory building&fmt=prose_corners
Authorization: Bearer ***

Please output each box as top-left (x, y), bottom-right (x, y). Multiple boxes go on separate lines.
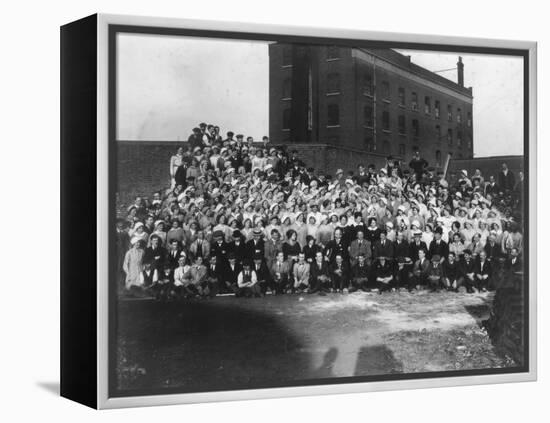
top-left (268, 44), bottom-right (474, 172)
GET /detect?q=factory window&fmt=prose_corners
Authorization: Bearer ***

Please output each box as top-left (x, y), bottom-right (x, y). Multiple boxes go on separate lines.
top-left (398, 115), bottom-right (406, 134)
top-left (435, 124), bottom-right (441, 141)
top-left (398, 87), bottom-right (405, 106)
top-left (363, 73), bottom-right (373, 96)
top-left (327, 46), bottom-right (340, 60)
top-left (457, 130), bottom-right (463, 147)
top-left (457, 108), bottom-right (462, 123)
top-left (398, 144), bottom-right (406, 156)
top-left (282, 78), bottom-right (292, 99)
top-left (435, 150), bottom-right (442, 167)
top-left (327, 72), bottom-right (341, 94)
top-left (382, 111), bottom-right (390, 131)
top-left (447, 128), bottom-right (453, 145)
top-left (424, 96), bottom-right (431, 114)
top-left (382, 140), bottom-right (390, 154)
top-left (467, 111), bottom-right (472, 127)
top-left (365, 137), bottom-right (376, 152)
top-left (282, 108), bottom-right (291, 130)
top-left (411, 92), bottom-right (418, 111)
top-left (381, 81), bottom-right (390, 101)
top-left (282, 45), bottom-right (292, 66)
top-left (434, 100), bottom-right (440, 118)
top-left (447, 105), bottom-right (453, 122)
top-left (364, 105), bottom-right (374, 127)
top-left (327, 104), bottom-right (340, 126)
top-left (412, 118), bottom-right (419, 137)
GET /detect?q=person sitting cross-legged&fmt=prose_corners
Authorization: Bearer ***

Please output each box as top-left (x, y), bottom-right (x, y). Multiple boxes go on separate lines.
top-left (349, 253), bottom-right (370, 292)
top-left (442, 252), bottom-right (463, 292)
top-left (292, 252), bottom-right (311, 293)
top-left (374, 256), bottom-right (393, 294)
top-left (426, 255), bottom-right (444, 292)
top-left (237, 260), bottom-right (262, 298)
top-left (474, 250), bottom-right (492, 292)
top-left (331, 254), bottom-right (349, 293)
top-left (270, 251), bottom-right (290, 295)
top-left (309, 251), bottom-right (331, 295)
top-left (252, 254), bottom-right (271, 294)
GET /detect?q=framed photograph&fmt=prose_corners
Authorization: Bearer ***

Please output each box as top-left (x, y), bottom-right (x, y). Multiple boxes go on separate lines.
top-left (60, 14), bottom-right (537, 409)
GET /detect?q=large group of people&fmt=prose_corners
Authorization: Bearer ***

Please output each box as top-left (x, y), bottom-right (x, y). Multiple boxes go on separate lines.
top-left (117, 122), bottom-right (525, 301)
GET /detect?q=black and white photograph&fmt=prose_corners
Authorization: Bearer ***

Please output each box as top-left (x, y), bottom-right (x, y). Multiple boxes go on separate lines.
top-left (109, 26), bottom-right (530, 398)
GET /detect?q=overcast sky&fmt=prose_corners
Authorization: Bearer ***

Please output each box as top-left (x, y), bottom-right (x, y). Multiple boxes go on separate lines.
top-left (117, 33), bottom-right (524, 157)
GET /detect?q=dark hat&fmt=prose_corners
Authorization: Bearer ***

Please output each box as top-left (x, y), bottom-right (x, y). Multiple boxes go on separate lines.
top-left (236, 134), bottom-right (244, 139)
top-left (227, 131), bottom-right (234, 137)
top-left (253, 254), bottom-right (263, 261)
top-left (232, 230), bottom-right (242, 238)
top-left (199, 122), bottom-right (207, 128)
top-left (213, 230), bottom-right (224, 238)
top-left (431, 255), bottom-right (441, 262)
top-left (193, 127), bottom-right (201, 133)
top-left (434, 226), bottom-right (443, 235)
top-left (227, 252), bottom-right (236, 260)
top-left (252, 228), bottom-right (262, 235)
top-left (463, 249), bottom-right (472, 255)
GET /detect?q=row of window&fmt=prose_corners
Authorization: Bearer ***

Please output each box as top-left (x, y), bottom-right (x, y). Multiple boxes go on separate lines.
top-left (281, 45), bottom-right (340, 66)
top-left (363, 140), bottom-right (463, 162)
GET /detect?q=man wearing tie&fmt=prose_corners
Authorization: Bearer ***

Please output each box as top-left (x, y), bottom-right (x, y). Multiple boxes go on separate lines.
top-left (373, 230), bottom-right (395, 261)
top-left (270, 251), bottom-right (290, 294)
top-left (166, 239), bottom-right (183, 270)
top-left (253, 255), bottom-right (271, 294)
top-left (331, 254), bottom-right (350, 293)
top-left (292, 252), bottom-right (311, 293)
top-left (428, 228), bottom-right (449, 262)
top-left (223, 253), bottom-right (241, 294)
top-left (474, 250), bottom-right (492, 292)
top-left (460, 249), bottom-right (477, 293)
top-left (348, 230), bottom-right (372, 267)
top-left (206, 255), bottom-right (223, 296)
top-left (411, 248), bottom-right (430, 290)
top-left (309, 251), bottom-right (331, 295)
top-left (349, 253), bottom-right (370, 292)
top-left (237, 261), bottom-right (261, 298)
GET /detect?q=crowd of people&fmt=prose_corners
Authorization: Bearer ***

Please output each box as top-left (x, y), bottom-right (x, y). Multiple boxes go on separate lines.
top-left (117, 122), bottom-right (525, 301)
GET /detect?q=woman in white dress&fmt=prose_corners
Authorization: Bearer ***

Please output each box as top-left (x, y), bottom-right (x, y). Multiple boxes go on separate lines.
top-left (123, 239), bottom-right (145, 290)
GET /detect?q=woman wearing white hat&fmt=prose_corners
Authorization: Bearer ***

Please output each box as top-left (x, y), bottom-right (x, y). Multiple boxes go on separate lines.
top-left (123, 239), bottom-right (145, 290)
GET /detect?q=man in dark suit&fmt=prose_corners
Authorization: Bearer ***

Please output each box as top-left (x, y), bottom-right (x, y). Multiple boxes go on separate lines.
top-left (394, 232), bottom-right (410, 262)
top-left (246, 228), bottom-right (265, 262)
top-left (166, 239), bottom-right (184, 270)
top-left (460, 249), bottom-right (477, 293)
top-left (484, 234), bottom-right (502, 262)
top-left (348, 230), bottom-right (372, 267)
top-left (498, 163), bottom-right (516, 192)
top-left (228, 230), bottom-right (247, 265)
top-left (428, 227), bottom-right (449, 261)
top-left (374, 256), bottom-right (394, 293)
top-left (443, 252), bottom-right (463, 292)
top-left (409, 230), bottom-right (428, 262)
top-left (205, 255), bottom-right (224, 296)
top-left (253, 254), bottom-right (271, 294)
top-left (324, 228), bottom-right (349, 264)
top-left (270, 251), bottom-right (291, 294)
top-left (143, 235), bottom-right (167, 272)
top-left (222, 253), bottom-right (241, 294)
top-left (331, 254), bottom-right (350, 293)
top-left (373, 230), bottom-right (395, 260)
top-left (504, 247), bottom-right (523, 289)
top-left (411, 248), bottom-right (430, 290)
top-left (349, 253), bottom-right (370, 292)
top-left (210, 230), bottom-right (230, 267)
top-left (474, 250), bottom-right (492, 292)
top-left (309, 251), bottom-right (331, 295)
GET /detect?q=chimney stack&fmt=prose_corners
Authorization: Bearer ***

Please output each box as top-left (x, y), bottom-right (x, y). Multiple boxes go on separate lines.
top-left (457, 56), bottom-right (464, 87)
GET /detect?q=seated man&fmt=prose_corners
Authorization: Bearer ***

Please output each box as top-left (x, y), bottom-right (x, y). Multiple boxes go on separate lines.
top-left (189, 256), bottom-right (209, 297)
top-left (154, 266), bottom-right (173, 301)
top-left (237, 261), bottom-right (262, 298)
top-left (270, 251), bottom-right (290, 294)
top-left (331, 253), bottom-right (350, 293)
top-left (374, 256), bottom-right (393, 293)
top-left (252, 254), bottom-right (271, 294)
top-left (222, 253), bottom-right (241, 294)
top-left (474, 250), bottom-right (492, 292)
top-left (205, 255), bottom-right (223, 297)
top-left (394, 256), bottom-right (412, 290)
top-left (292, 252), bottom-right (310, 293)
top-left (460, 249), bottom-right (477, 293)
top-left (410, 248), bottom-right (430, 290)
top-left (349, 253), bottom-right (370, 292)
top-left (309, 251), bottom-right (331, 295)
top-left (442, 252), bottom-right (463, 292)
top-left (173, 255), bottom-right (194, 299)
top-left (504, 247), bottom-right (522, 289)
top-left (426, 255), bottom-right (444, 292)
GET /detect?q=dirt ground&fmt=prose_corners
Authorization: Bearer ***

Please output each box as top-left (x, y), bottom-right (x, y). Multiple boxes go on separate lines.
top-left (116, 290), bottom-right (514, 393)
